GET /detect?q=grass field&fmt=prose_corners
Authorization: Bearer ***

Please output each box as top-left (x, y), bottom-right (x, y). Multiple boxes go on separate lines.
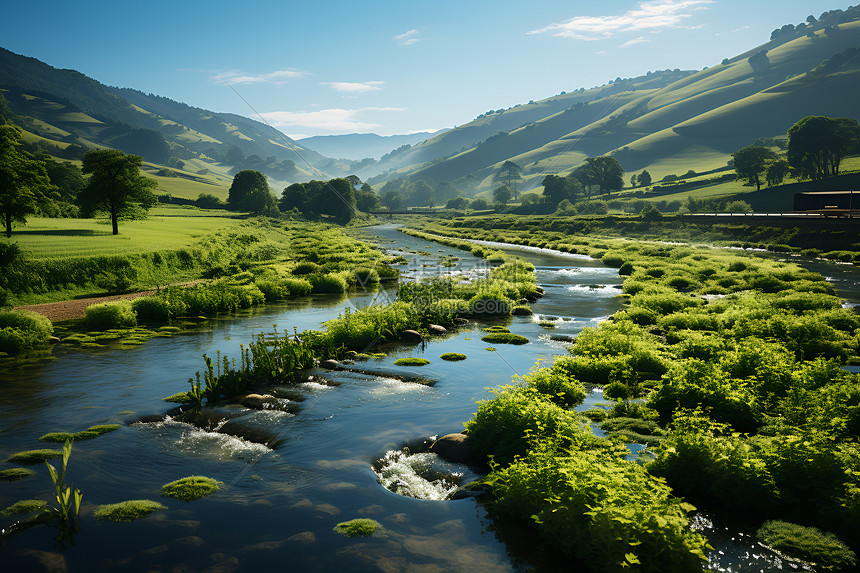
top-left (4, 206), bottom-right (247, 260)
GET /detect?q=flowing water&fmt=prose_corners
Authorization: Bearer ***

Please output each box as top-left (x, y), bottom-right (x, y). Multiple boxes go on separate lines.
top-left (0, 225), bottom-right (857, 572)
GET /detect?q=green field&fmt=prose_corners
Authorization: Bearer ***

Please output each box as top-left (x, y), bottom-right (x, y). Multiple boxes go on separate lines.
top-left (4, 206), bottom-right (247, 260)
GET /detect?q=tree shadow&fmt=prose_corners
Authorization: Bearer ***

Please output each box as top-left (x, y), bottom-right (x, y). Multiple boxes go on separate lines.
top-left (14, 229), bottom-right (110, 237)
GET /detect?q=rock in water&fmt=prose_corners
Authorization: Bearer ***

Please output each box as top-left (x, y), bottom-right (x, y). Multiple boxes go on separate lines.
top-left (401, 329), bottom-right (423, 342)
top-left (428, 324), bottom-right (448, 335)
top-left (319, 359), bottom-right (340, 370)
top-left (429, 433), bottom-right (472, 463)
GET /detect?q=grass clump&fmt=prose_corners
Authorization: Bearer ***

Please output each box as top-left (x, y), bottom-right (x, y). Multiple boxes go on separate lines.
top-left (484, 326), bottom-right (510, 333)
top-left (481, 333), bottom-right (529, 345)
top-left (7, 449), bottom-right (62, 465)
top-left (39, 432), bottom-right (77, 443)
top-left (85, 424), bottom-right (121, 435)
top-left (756, 520), bottom-right (856, 570)
top-left (93, 499), bottom-right (167, 522)
top-left (161, 476), bottom-right (222, 501)
top-left (163, 391), bottom-right (196, 403)
top-left (393, 357), bottom-right (431, 366)
top-left (440, 352), bottom-right (467, 361)
top-left (0, 467), bottom-right (36, 481)
top-left (0, 309), bottom-right (53, 353)
top-left (72, 430), bottom-right (100, 441)
top-left (1, 499), bottom-right (48, 516)
top-left (85, 301), bottom-right (137, 330)
top-left (333, 518), bottom-right (381, 537)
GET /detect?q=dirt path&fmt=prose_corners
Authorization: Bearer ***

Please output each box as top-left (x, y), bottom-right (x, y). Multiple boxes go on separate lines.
top-left (14, 281), bottom-right (207, 322)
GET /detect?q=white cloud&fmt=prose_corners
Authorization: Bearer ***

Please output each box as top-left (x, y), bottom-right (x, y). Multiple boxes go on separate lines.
top-left (395, 29), bottom-right (420, 45)
top-left (212, 69), bottom-right (305, 85)
top-left (321, 81), bottom-right (385, 93)
top-left (620, 36), bottom-right (651, 48)
top-left (258, 107), bottom-right (404, 133)
top-left (529, 1), bottom-right (713, 41)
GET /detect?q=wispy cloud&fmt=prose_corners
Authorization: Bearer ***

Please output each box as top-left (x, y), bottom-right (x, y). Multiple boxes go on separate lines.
top-left (620, 36), bottom-right (651, 48)
top-left (321, 81), bottom-right (385, 93)
top-left (529, 1), bottom-right (713, 40)
top-left (395, 29), bottom-right (420, 45)
top-left (258, 107), bottom-right (404, 133)
top-left (211, 69), bottom-right (305, 85)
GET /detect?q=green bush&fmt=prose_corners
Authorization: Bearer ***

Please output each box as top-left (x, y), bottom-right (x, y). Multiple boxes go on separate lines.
top-left (0, 309), bottom-right (53, 353)
top-left (308, 273), bottom-right (349, 294)
top-left (131, 296), bottom-right (170, 322)
top-left (292, 261), bottom-right (320, 275)
top-left (756, 521), bottom-right (856, 570)
top-left (524, 367), bottom-right (586, 408)
top-left (85, 301), bottom-right (137, 330)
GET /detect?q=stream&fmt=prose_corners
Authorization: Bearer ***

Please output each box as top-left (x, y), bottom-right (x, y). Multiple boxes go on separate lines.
top-left (0, 224), bottom-right (857, 572)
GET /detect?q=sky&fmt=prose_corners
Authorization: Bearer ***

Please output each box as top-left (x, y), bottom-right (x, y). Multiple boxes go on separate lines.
top-left (2, 0), bottom-right (854, 139)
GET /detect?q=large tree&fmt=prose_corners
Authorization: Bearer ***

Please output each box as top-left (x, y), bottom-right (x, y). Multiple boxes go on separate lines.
top-left (732, 145), bottom-right (776, 191)
top-left (787, 116), bottom-right (860, 180)
top-left (228, 169), bottom-right (277, 214)
top-left (495, 161), bottom-right (523, 199)
top-left (637, 169), bottom-right (652, 187)
top-left (0, 125), bottom-right (54, 237)
top-left (541, 174), bottom-right (580, 205)
top-left (577, 156), bottom-right (624, 196)
top-left (78, 149), bottom-right (157, 235)
top-left (493, 184), bottom-right (512, 205)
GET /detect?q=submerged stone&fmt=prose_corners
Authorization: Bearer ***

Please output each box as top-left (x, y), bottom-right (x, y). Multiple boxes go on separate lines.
top-left (430, 433), bottom-right (473, 463)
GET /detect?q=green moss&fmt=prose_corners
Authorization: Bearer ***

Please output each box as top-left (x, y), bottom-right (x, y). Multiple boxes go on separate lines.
top-left (393, 357), bottom-right (431, 366)
top-left (333, 518), bottom-right (381, 537)
top-left (1, 499), bottom-right (48, 516)
top-left (485, 347), bottom-right (497, 351)
top-left (7, 449), bottom-right (62, 465)
top-left (0, 467), bottom-right (36, 481)
top-left (484, 326), bottom-right (510, 333)
top-left (512, 305), bottom-right (534, 316)
top-left (481, 333), bottom-right (529, 345)
top-left (158, 326), bottom-right (181, 332)
top-left (93, 499), bottom-right (167, 522)
top-left (38, 432), bottom-right (77, 443)
top-left (86, 424), bottom-right (121, 435)
top-left (72, 430), bottom-right (100, 441)
top-left (163, 391), bottom-right (196, 404)
top-left (756, 520), bottom-right (856, 570)
top-left (440, 353), bottom-right (467, 361)
top-left (161, 476), bottom-right (222, 502)
top-left (117, 410), bottom-right (136, 415)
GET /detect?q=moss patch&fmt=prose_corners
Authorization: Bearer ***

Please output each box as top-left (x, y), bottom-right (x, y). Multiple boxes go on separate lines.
top-left (7, 449), bottom-right (62, 465)
top-left (0, 467), bottom-right (36, 481)
top-left (1, 499), bottom-right (48, 516)
top-left (756, 520), bottom-right (856, 570)
top-left (161, 476), bottom-right (222, 502)
top-left (93, 499), bottom-right (167, 522)
top-left (72, 430), bottom-right (100, 441)
top-left (163, 391), bottom-right (196, 404)
top-left (481, 333), bottom-right (530, 345)
top-left (440, 353), bottom-right (467, 361)
top-left (86, 424), bottom-right (121, 435)
top-left (483, 326), bottom-right (510, 333)
top-left (333, 518), bottom-right (381, 537)
top-left (393, 357), bottom-right (431, 366)
top-left (38, 432), bottom-right (77, 443)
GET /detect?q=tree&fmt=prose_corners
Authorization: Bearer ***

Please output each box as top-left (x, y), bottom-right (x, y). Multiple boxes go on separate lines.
top-left (630, 174), bottom-right (638, 188)
top-left (766, 160), bottom-right (790, 187)
top-left (0, 125), bottom-right (54, 237)
top-left (493, 185), bottom-right (512, 205)
top-left (409, 180), bottom-right (435, 207)
top-left (787, 116), bottom-right (860, 180)
top-left (381, 190), bottom-right (401, 210)
top-left (227, 170), bottom-right (277, 214)
top-left (578, 156), bottom-right (624, 196)
top-left (495, 161), bottom-right (523, 199)
top-left (446, 197), bottom-right (469, 209)
top-left (731, 146), bottom-right (776, 191)
top-left (638, 169), bottom-right (652, 187)
top-left (541, 174), bottom-right (579, 205)
top-left (77, 149), bottom-right (157, 235)
top-left (355, 182), bottom-right (379, 212)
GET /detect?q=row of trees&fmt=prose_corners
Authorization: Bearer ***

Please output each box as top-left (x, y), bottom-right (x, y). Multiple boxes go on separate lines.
top-left (540, 155), bottom-right (626, 207)
top-left (733, 115), bottom-right (860, 190)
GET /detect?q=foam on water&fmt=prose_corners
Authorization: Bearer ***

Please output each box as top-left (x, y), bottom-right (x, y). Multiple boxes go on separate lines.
top-left (368, 377), bottom-right (431, 397)
top-left (374, 450), bottom-right (475, 500)
top-left (566, 284), bottom-right (623, 295)
top-left (140, 417), bottom-right (272, 460)
top-left (541, 267), bottom-right (619, 278)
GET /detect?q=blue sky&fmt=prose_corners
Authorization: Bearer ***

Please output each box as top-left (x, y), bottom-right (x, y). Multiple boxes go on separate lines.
top-left (2, 0), bottom-right (853, 138)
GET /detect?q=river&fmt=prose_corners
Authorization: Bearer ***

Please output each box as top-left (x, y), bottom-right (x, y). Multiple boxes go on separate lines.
top-left (0, 224), bottom-right (857, 572)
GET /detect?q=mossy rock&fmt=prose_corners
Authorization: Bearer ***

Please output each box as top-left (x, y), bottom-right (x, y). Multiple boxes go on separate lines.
top-left (93, 499), bottom-right (167, 522)
top-left (756, 520), bottom-right (857, 570)
top-left (7, 449), bottom-right (62, 465)
top-left (512, 305), bottom-right (533, 316)
top-left (86, 424), bottom-right (121, 435)
top-left (1, 499), bottom-right (48, 516)
top-left (163, 391), bottom-right (196, 404)
top-left (440, 353), bottom-right (467, 361)
top-left (393, 357), bottom-right (431, 366)
top-left (161, 476), bottom-right (222, 502)
top-left (481, 333), bottom-right (529, 345)
top-left (0, 467), bottom-right (36, 481)
top-left (483, 326), bottom-right (510, 333)
top-left (38, 432), bottom-right (77, 443)
top-left (333, 518), bottom-right (381, 537)
top-left (485, 347), bottom-right (497, 351)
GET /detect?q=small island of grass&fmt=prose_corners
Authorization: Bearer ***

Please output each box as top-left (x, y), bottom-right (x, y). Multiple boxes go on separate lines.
top-left (440, 353), bottom-right (467, 361)
top-left (333, 518), bottom-right (381, 537)
top-left (481, 333), bottom-right (529, 345)
top-left (161, 476), bottom-right (222, 502)
top-left (393, 357), bottom-right (431, 366)
top-left (93, 499), bottom-right (167, 522)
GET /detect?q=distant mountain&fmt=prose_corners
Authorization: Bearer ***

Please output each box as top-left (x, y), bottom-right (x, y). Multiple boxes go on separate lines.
top-left (369, 6), bottom-right (860, 192)
top-left (298, 130), bottom-right (448, 160)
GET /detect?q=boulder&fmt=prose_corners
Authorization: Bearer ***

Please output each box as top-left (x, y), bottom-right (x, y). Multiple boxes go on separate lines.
top-left (511, 306), bottom-right (532, 316)
top-left (429, 433), bottom-right (472, 463)
top-left (428, 324), bottom-right (448, 335)
top-left (319, 359), bottom-right (340, 370)
top-left (451, 488), bottom-right (486, 500)
top-left (401, 329), bottom-right (423, 342)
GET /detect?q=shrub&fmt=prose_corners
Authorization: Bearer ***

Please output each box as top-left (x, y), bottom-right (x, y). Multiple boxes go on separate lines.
top-left (0, 310), bottom-right (53, 353)
top-left (756, 521), bottom-right (856, 570)
top-left (292, 261), bottom-right (320, 275)
top-left (282, 277), bottom-right (313, 296)
top-left (469, 291), bottom-right (512, 316)
top-left (85, 301), bottom-right (137, 330)
top-left (524, 368), bottom-right (586, 408)
top-left (93, 499), bottom-right (167, 522)
top-left (308, 273), bottom-right (349, 294)
top-left (131, 296), bottom-right (170, 322)
top-left (161, 476), bottom-right (222, 501)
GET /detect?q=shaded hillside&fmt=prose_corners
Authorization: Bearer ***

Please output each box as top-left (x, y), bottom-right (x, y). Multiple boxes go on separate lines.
top-left (377, 7), bottom-right (860, 191)
top-left (298, 130), bottom-right (447, 160)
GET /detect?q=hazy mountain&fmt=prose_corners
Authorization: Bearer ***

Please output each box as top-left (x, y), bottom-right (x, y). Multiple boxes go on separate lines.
top-left (298, 130), bottom-right (448, 160)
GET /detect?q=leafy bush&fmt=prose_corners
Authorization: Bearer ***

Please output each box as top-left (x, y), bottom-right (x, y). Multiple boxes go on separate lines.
top-left (131, 296), bottom-right (170, 322)
top-left (0, 309), bottom-right (53, 353)
top-left (756, 521), bottom-right (856, 570)
top-left (308, 273), bottom-right (349, 294)
top-left (85, 301), bottom-right (137, 330)
top-left (524, 368), bottom-right (586, 408)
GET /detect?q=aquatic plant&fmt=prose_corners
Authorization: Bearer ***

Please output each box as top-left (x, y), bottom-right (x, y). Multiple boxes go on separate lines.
top-left (0, 467), bottom-right (36, 481)
top-left (333, 518), bottom-right (381, 537)
top-left (756, 520), bottom-right (856, 570)
top-left (44, 440), bottom-right (82, 522)
top-left (0, 499), bottom-right (48, 516)
top-left (85, 424), bottom-right (121, 435)
top-left (93, 499), bottom-right (167, 522)
top-left (160, 476), bottom-right (222, 501)
top-left (7, 449), bottom-right (62, 465)
top-left (393, 357), bottom-right (431, 366)
top-left (481, 333), bottom-right (529, 345)
top-left (440, 353), bottom-right (467, 361)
